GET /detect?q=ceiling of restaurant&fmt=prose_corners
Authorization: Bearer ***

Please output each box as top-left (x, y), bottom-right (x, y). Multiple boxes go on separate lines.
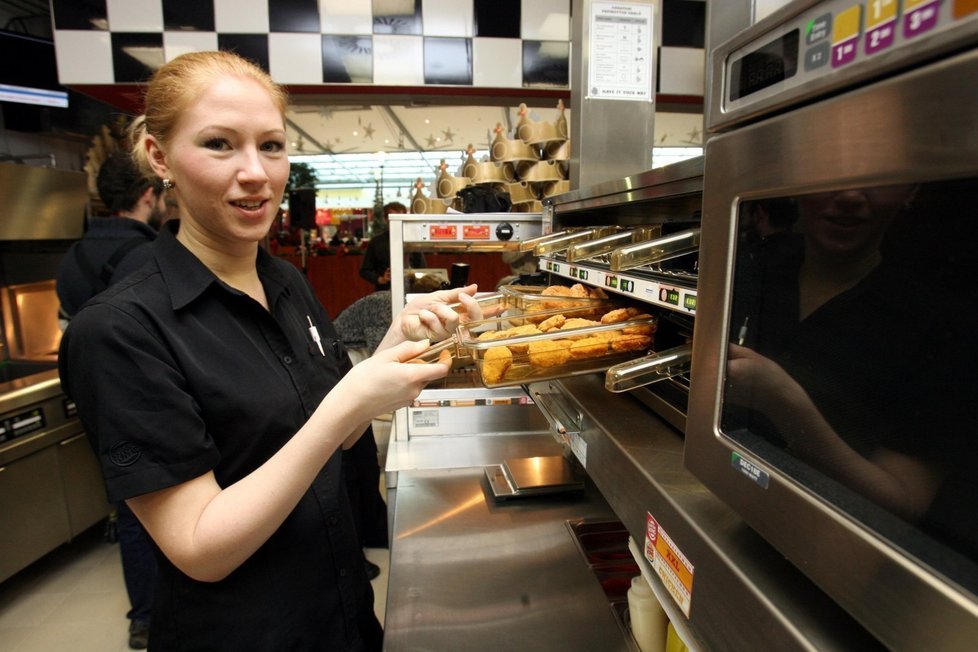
top-left (2, 0), bottom-right (704, 193)
top-left (286, 102), bottom-right (547, 156)
top-left (285, 101), bottom-right (704, 194)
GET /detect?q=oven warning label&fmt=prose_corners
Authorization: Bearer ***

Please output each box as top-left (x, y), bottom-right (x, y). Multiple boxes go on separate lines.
top-left (645, 512), bottom-right (694, 617)
top-left (411, 410), bottom-right (439, 428)
top-left (731, 451), bottom-right (770, 489)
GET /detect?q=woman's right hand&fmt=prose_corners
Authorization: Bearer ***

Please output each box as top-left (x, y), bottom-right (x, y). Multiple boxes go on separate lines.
top-left (337, 338), bottom-right (450, 422)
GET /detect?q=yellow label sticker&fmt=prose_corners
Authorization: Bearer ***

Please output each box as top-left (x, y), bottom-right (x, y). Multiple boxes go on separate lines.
top-left (866, 0), bottom-right (897, 28)
top-left (645, 512), bottom-right (694, 617)
top-left (833, 5), bottom-right (863, 43)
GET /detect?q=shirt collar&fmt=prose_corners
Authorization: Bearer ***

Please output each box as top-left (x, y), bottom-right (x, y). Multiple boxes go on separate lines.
top-left (90, 216), bottom-right (158, 238)
top-left (154, 220), bottom-right (292, 311)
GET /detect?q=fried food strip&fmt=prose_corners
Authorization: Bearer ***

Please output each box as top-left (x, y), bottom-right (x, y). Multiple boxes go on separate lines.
top-left (481, 346), bottom-right (513, 384)
top-left (527, 339), bottom-right (572, 367)
top-left (600, 308), bottom-right (632, 324)
top-left (611, 334), bottom-right (653, 352)
top-left (477, 330), bottom-right (508, 342)
top-left (502, 324), bottom-right (542, 354)
top-left (538, 314), bottom-right (566, 332)
top-left (568, 336), bottom-right (609, 359)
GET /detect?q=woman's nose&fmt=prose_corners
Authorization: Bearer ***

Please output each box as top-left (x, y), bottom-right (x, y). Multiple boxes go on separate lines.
top-left (237, 149), bottom-right (270, 185)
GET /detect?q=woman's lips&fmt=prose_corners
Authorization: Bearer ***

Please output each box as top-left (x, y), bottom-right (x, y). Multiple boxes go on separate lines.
top-left (230, 199), bottom-right (269, 219)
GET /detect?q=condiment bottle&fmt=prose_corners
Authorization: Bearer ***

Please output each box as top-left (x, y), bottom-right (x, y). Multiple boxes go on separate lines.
top-left (628, 575), bottom-right (668, 652)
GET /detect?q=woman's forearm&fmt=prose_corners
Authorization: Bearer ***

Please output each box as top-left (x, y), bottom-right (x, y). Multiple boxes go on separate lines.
top-left (768, 382), bottom-right (938, 520)
top-left (129, 388), bottom-right (364, 582)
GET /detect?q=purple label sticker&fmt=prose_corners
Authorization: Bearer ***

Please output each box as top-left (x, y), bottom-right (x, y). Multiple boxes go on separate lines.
top-left (865, 22), bottom-right (896, 54)
top-left (904, 1), bottom-right (940, 39)
top-left (831, 38), bottom-right (858, 68)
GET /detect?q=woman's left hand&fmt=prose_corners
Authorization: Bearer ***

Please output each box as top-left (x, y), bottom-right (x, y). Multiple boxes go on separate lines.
top-left (382, 284), bottom-right (482, 348)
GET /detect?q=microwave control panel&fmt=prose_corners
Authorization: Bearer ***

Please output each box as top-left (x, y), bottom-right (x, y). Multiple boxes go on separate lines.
top-left (718, 0), bottom-right (978, 123)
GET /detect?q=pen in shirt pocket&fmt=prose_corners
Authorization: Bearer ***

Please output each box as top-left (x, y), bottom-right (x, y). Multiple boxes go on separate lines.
top-left (307, 315), bottom-right (325, 356)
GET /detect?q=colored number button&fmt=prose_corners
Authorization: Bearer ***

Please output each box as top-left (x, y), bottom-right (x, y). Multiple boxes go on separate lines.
top-left (831, 5), bottom-right (862, 68)
top-left (955, 0), bottom-right (978, 18)
top-left (659, 288), bottom-right (680, 306)
top-left (904, 0), bottom-right (940, 38)
top-left (865, 21), bottom-right (895, 54)
top-left (805, 41), bottom-right (831, 70)
top-left (866, 0), bottom-right (897, 28)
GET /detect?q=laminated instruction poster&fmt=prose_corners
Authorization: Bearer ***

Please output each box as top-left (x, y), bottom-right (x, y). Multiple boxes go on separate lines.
top-left (587, 1), bottom-right (655, 101)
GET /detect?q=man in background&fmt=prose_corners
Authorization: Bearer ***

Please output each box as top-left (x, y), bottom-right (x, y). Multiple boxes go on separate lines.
top-left (359, 201), bottom-right (425, 290)
top-left (57, 151), bottom-right (165, 320)
top-left (56, 151), bottom-right (164, 650)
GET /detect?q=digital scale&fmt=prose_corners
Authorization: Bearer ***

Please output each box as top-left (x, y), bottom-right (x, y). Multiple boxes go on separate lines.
top-left (485, 455), bottom-right (586, 501)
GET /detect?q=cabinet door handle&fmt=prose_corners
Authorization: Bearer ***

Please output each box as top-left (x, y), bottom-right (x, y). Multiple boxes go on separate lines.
top-left (59, 433), bottom-right (88, 446)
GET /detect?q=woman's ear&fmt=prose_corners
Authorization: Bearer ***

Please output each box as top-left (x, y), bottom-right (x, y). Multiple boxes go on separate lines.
top-left (145, 135), bottom-right (169, 180)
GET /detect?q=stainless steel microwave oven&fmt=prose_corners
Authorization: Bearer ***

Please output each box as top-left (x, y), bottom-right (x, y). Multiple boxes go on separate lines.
top-left (687, 0), bottom-right (978, 648)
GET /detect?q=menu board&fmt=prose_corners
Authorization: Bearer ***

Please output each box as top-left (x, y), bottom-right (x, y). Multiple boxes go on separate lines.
top-left (587, 1), bottom-right (655, 101)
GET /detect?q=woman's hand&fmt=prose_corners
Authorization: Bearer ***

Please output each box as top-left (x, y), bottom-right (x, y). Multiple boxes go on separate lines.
top-left (725, 343), bottom-right (943, 520)
top-left (381, 284), bottom-right (482, 349)
top-left (725, 343), bottom-right (798, 406)
top-left (337, 339), bottom-right (451, 423)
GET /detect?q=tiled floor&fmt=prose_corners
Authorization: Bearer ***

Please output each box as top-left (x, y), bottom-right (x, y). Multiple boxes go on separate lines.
top-left (0, 418), bottom-right (393, 652)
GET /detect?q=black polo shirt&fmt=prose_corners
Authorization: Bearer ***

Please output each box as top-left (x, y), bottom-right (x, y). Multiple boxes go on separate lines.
top-left (56, 216), bottom-right (157, 316)
top-left (59, 220), bottom-right (380, 651)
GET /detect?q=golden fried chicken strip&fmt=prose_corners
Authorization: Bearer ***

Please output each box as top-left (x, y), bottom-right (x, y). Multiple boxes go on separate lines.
top-left (481, 346), bottom-right (513, 384)
top-left (527, 339), bottom-right (572, 367)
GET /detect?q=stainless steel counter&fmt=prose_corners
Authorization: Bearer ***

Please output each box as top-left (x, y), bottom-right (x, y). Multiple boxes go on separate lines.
top-left (0, 367), bottom-right (111, 584)
top-left (531, 374), bottom-right (885, 651)
top-left (383, 467), bottom-right (630, 652)
top-left (385, 432), bottom-right (562, 478)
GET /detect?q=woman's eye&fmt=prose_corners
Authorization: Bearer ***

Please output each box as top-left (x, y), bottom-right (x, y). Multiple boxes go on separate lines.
top-left (261, 140), bottom-right (285, 153)
top-left (203, 138), bottom-right (230, 151)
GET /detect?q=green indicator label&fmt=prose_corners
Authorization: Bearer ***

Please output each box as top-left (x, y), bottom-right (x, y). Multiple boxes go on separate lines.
top-left (806, 18), bottom-right (815, 34)
top-left (579, 269), bottom-right (588, 281)
top-left (570, 267), bottom-right (579, 278)
top-left (621, 279), bottom-right (634, 293)
top-left (683, 294), bottom-right (696, 311)
top-left (666, 289), bottom-right (680, 305)
top-left (606, 276), bottom-right (619, 289)
top-left (731, 451), bottom-right (770, 489)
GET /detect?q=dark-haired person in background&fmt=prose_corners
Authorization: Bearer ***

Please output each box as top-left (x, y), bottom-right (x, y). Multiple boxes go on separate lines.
top-left (55, 150), bottom-right (164, 650)
top-left (359, 201), bottom-right (425, 291)
top-left (57, 150), bottom-right (166, 323)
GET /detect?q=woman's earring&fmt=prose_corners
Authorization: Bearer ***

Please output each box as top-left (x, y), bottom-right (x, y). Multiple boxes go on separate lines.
top-left (162, 178), bottom-right (174, 190)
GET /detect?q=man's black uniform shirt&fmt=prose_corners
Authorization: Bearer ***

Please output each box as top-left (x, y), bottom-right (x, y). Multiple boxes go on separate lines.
top-left (56, 216), bottom-right (157, 316)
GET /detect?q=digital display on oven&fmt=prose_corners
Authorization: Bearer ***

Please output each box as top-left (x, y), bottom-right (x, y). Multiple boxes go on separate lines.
top-left (729, 29), bottom-right (800, 102)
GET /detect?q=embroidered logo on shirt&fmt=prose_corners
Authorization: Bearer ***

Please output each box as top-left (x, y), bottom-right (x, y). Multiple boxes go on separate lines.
top-left (109, 441), bottom-right (142, 466)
